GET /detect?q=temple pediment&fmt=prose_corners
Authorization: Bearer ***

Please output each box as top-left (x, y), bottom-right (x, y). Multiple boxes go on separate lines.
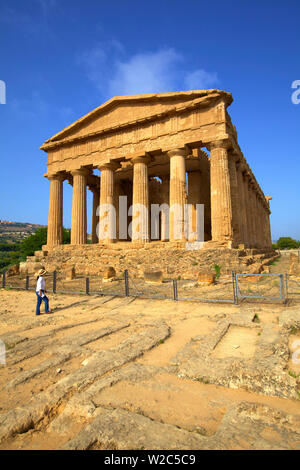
top-left (40, 90), bottom-right (232, 151)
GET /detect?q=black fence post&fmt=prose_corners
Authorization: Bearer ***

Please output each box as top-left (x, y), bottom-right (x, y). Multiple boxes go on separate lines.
top-left (2, 271), bottom-right (5, 289)
top-left (86, 277), bottom-right (90, 295)
top-left (53, 271), bottom-right (57, 294)
top-left (285, 273), bottom-right (289, 301)
top-left (25, 275), bottom-right (29, 290)
top-left (124, 269), bottom-right (129, 297)
top-left (173, 279), bottom-right (178, 301)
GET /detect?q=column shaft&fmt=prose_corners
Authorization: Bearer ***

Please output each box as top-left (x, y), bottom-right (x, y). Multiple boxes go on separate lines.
top-left (71, 170), bottom-right (87, 245)
top-left (168, 148), bottom-right (187, 242)
top-left (228, 155), bottom-right (241, 245)
top-left (47, 175), bottom-right (63, 246)
top-left (187, 171), bottom-right (202, 242)
top-left (91, 188), bottom-right (100, 244)
top-left (160, 176), bottom-right (169, 241)
top-left (98, 164), bottom-right (116, 244)
top-left (210, 141), bottom-right (233, 243)
top-left (132, 156), bottom-right (150, 242)
top-left (236, 166), bottom-right (249, 247)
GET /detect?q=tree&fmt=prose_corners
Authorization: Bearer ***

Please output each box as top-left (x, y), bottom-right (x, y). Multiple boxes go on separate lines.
top-left (275, 237), bottom-right (300, 250)
top-left (19, 227), bottom-right (71, 257)
top-left (19, 228), bottom-right (48, 257)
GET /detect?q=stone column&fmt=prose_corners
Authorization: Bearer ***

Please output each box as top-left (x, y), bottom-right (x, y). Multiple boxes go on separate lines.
top-left (187, 170), bottom-right (202, 241)
top-left (249, 182), bottom-right (257, 248)
top-left (265, 196), bottom-right (272, 249)
top-left (254, 192), bottom-right (261, 248)
top-left (244, 175), bottom-right (252, 247)
top-left (114, 180), bottom-right (121, 242)
top-left (160, 176), bottom-right (170, 241)
top-left (236, 163), bottom-right (249, 247)
top-left (89, 186), bottom-right (100, 244)
top-left (258, 197), bottom-right (265, 248)
top-left (71, 169), bottom-right (88, 245)
top-left (209, 140), bottom-right (233, 244)
top-left (228, 153), bottom-right (241, 246)
top-left (168, 148), bottom-right (188, 242)
top-left (47, 174), bottom-right (63, 246)
top-left (131, 155), bottom-right (150, 243)
top-left (98, 163), bottom-right (117, 244)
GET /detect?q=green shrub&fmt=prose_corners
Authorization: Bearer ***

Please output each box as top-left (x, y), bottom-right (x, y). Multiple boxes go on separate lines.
top-left (214, 264), bottom-right (221, 279)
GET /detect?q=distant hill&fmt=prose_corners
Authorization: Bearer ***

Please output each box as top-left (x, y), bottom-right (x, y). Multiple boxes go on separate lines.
top-left (0, 221), bottom-right (46, 243)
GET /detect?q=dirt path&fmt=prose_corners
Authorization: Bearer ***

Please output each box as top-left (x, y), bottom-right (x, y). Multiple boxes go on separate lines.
top-left (0, 289), bottom-right (299, 450)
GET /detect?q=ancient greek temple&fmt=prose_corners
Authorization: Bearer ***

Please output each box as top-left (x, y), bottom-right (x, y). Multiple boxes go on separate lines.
top-left (41, 90), bottom-right (272, 250)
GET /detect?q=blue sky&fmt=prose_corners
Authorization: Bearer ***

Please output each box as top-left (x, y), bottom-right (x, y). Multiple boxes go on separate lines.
top-left (0, 0), bottom-right (299, 240)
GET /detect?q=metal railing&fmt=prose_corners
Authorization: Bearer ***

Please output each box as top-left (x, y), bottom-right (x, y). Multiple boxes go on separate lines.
top-left (285, 273), bottom-right (300, 297)
top-left (234, 272), bottom-right (286, 302)
top-left (1, 269), bottom-right (298, 304)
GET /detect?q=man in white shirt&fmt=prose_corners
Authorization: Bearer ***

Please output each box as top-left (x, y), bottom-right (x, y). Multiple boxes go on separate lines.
top-left (35, 268), bottom-right (50, 315)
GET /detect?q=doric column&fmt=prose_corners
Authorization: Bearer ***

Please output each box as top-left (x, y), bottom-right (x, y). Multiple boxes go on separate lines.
top-left (253, 192), bottom-right (261, 248)
top-left (209, 140), bottom-right (233, 243)
top-left (228, 153), bottom-right (241, 246)
top-left (243, 174), bottom-right (253, 247)
top-left (236, 163), bottom-right (249, 247)
top-left (71, 169), bottom-right (88, 245)
top-left (98, 163), bottom-right (117, 244)
top-left (131, 155), bottom-right (150, 243)
top-left (249, 181), bottom-right (257, 247)
top-left (89, 186), bottom-right (100, 244)
top-left (265, 196), bottom-right (272, 248)
top-left (47, 173), bottom-right (63, 246)
top-left (258, 196), bottom-right (265, 248)
top-left (161, 176), bottom-right (170, 241)
top-left (168, 148), bottom-right (188, 242)
top-left (187, 170), bottom-right (202, 242)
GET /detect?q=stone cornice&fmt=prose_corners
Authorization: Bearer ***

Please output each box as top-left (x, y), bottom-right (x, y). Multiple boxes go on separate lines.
top-left (40, 90), bottom-right (232, 152)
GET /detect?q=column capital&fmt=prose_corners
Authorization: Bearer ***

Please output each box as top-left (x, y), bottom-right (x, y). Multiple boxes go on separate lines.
top-left (70, 168), bottom-right (90, 178)
top-left (265, 196), bottom-right (272, 209)
top-left (228, 149), bottom-right (240, 162)
top-left (208, 139), bottom-right (231, 151)
top-left (98, 161), bottom-right (120, 172)
top-left (236, 160), bottom-right (247, 173)
top-left (167, 147), bottom-right (189, 158)
top-left (130, 154), bottom-right (151, 165)
top-left (47, 172), bottom-right (64, 182)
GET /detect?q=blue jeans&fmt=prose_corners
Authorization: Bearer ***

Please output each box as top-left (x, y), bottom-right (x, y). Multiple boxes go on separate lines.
top-left (36, 292), bottom-right (49, 315)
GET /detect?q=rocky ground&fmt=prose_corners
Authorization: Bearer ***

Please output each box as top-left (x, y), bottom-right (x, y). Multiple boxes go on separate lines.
top-left (0, 289), bottom-right (300, 450)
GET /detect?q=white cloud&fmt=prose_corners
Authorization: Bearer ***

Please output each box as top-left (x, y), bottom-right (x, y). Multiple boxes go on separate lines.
top-left (184, 69), bottom-right (219, 90)
top-left (108, 48), bottom-right (182, 96)
top-left (79, 43), bottom-right (219, 100)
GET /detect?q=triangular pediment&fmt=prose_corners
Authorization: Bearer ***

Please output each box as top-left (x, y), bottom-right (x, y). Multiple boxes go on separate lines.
top-left (40, 90), bottom-right (232, 151)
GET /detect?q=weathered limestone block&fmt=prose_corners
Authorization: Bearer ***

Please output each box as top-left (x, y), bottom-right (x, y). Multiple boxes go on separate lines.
top-left (247, 263), bottom-right (264, 275)
top-left (34, 250), bottom-right (48, 258)
top-left (103, 266), bottom-right (116, 282)
top-left (6, 264), bottom-right (20, 277)
top-left (289, 254), bottom-right (300, 276)
top-left (144, 270), bottom-right (163, 284)
top-left (65, 267), bottom-right (76, 280)
top-left (197, 272), bottom-right (216, 286)
top-left (19, 261), bottom-right (43, 274)
top-left (19, 262), bottom-right (28, 274)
